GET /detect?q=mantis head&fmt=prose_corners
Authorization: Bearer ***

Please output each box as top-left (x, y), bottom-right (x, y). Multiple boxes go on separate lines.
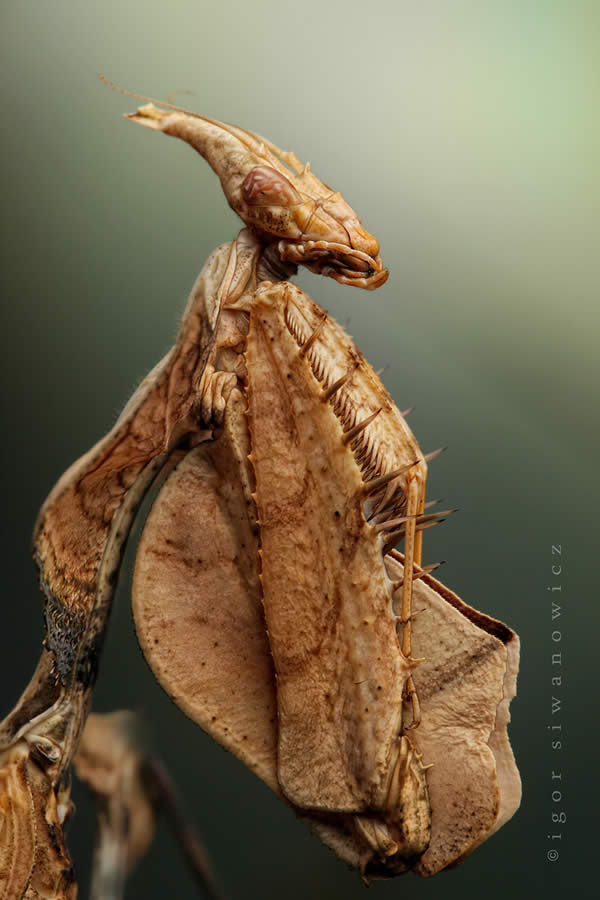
top-left (126, 101), bottom-right (388, 290)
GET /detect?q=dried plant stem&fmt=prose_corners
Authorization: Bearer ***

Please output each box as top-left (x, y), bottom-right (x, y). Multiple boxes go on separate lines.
top-left (140, 759), bottom-right (224, 900)
top-left (75, 711), bottom-right (224, 900)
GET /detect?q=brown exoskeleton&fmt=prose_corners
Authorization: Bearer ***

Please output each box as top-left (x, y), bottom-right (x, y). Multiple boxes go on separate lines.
top-left (0, 83), bottom-right (520, 896)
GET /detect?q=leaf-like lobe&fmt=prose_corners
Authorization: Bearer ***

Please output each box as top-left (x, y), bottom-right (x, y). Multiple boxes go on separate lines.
top-left (245, 283), bottom-right (412, 813)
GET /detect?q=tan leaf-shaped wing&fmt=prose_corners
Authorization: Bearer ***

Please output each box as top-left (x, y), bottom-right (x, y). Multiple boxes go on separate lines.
top-left (131, 453), bottom-right (520, 877)
top-left (131, 281), bottom-right (519, 877)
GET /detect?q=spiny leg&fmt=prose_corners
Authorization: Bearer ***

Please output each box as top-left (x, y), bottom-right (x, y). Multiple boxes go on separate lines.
top-left (397, 455), bottom-right (455, 730)
top-left (413, 485), bottom-right (426, 572)
top-left (399, 476), bottom-right (426, 729)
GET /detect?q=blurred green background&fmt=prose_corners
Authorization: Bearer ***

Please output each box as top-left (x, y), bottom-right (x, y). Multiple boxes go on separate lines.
top-left (1, 2), bottom-right (597, 897)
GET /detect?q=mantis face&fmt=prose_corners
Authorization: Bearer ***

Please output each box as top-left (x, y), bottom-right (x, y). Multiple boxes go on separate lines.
top-left (127, 103), bottom-right (388, 289)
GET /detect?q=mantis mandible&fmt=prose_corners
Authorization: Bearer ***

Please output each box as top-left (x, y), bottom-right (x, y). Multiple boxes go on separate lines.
top-left (0, 82), bottom-right (520, 896)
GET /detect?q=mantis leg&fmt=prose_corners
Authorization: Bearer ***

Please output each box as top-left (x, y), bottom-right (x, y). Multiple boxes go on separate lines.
top-left (399, 474), bottom-right (427, 729)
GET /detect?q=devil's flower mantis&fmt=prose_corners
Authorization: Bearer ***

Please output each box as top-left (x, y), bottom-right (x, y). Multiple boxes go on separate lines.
top-left (0, 86), bottom-right (521, 896)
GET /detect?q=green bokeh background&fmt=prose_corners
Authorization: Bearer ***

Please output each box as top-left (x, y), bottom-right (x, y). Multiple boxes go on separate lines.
top-left (1, 2), bottom-right (597, 897)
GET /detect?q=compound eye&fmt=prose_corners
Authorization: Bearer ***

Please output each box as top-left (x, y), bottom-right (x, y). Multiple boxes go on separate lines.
top-left (241, 166), bottom-right (301, 207)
